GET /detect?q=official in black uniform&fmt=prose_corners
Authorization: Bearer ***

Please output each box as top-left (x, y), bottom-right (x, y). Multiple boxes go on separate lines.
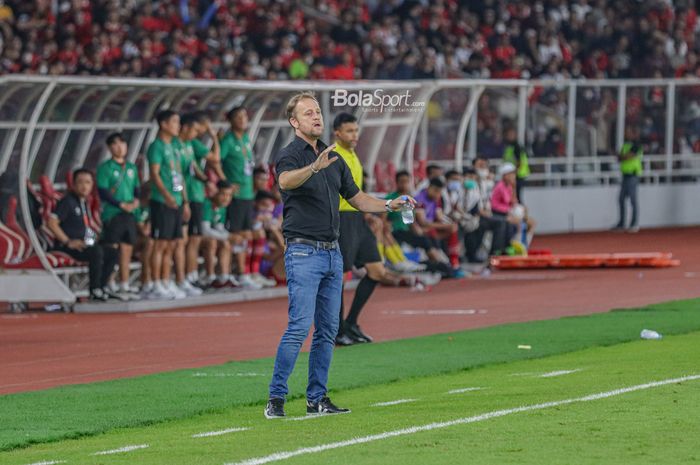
top-left (48, 169), bottom-right (119, 301)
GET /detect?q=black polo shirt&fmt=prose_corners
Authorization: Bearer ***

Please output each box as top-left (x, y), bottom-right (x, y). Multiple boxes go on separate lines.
top-left (52, 192), bottom-right (92, 240)
top-left (274, 136), bottom-right (360, 242)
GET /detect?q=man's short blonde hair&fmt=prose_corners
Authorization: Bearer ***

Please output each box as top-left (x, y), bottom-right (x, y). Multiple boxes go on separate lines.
top-left (286, 91), bottom-right (319, 121)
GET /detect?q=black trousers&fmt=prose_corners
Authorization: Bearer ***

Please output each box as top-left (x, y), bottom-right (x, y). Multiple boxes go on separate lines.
top-left (516, 177), bottom-right (525, 204)
top-left (464, 215), bottom-right (508, 260)
top-left (57, 245), bottom-right (119, 291)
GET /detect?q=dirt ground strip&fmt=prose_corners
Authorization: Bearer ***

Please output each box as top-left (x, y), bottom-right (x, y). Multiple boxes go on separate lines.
top-left (2, 227), bottom-right (699, 395)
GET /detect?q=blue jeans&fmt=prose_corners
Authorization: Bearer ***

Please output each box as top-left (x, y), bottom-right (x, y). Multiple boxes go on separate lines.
top-left (617, 175), bottom-right (639, 228)
top-left (269, 243), bottom-right (343, 403)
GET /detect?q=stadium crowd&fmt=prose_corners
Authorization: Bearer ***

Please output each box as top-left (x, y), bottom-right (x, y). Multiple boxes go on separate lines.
top-left (0, 0), bottom-right (698, 80)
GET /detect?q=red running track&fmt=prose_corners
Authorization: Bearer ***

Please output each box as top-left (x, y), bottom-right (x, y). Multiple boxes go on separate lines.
top-left (1, 227), bottom-right (699, 395)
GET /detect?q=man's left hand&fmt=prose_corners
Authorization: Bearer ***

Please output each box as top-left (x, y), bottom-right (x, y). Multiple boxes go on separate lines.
top-left (388, 195), bottom-right (416, 211)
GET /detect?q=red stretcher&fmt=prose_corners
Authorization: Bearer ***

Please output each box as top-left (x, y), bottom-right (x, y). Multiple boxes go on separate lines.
top-left (491, 252), bottom-right (680, 270)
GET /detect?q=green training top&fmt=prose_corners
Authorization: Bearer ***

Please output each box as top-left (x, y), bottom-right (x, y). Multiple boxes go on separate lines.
top-left (385, 191), bottom-right (409, 232)
top-left (220, 131), bottom-right (255, 200)
top-left (147, 137), bottom-right (185, 207)
top-left (133, 206), bottom-right (149, 225)
top-left (185, 138), bottom-right (210, 203)
top-left (202, 197), bottom-right (227, 227)
top-left (96, 158), bottom-right (139, 223)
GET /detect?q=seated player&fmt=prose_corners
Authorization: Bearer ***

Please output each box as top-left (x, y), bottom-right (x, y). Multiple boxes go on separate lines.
top-left (251, 190), bottom-right (283, 286)
top-left (201, 180), bottom-right (239, 288)
top-left (386, 171), bottom-right (455, 277)
top-left (135, 182), bottom-right (154, 298)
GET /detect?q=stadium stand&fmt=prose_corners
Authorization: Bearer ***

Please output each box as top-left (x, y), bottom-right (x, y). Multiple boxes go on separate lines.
top-left (0, 1), bottom-right (697, 80)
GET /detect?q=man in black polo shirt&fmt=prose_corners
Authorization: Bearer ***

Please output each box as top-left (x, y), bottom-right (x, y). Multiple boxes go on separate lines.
top-left (48, 168), bottom-right (119, 301)
top-left (265, 92), bottom-right (414, 419)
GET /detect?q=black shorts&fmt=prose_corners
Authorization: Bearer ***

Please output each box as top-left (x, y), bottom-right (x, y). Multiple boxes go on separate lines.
top-left (188, 201), bottom-right (204, 236)
top-left (150, 200), bottom-right (183, 240)
top-left (338, 211), bottom-right (382, 272)
top-left (226, 198), bottom-right (254, 233)
top-left (102, 212), bottom-right (138, 245)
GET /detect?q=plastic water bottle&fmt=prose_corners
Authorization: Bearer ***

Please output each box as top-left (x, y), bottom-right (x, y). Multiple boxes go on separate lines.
top-left (640, 329), bottom-right (662, 340)
top-left (400, 196), bottom-right (414, 224)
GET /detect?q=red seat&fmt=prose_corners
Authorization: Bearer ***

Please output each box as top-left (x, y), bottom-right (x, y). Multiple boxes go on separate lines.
top-left (386, 161), bottom-right (397, 192)
top-left (5, 196), bottom-right (32, 261)
top-left (413, 159), bottom-right (427, 184)
top-left (0, 224), bottom-right (16, 264)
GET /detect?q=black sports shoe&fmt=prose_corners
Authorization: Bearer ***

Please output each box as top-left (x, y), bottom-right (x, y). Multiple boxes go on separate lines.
top-left (346, 323), bottom-right (373, 343)
top-left (307, 396), bottom-right (350, 415)
top-left (335, 333), bottom-right (355, 346)
top-left (264, 398), bottom-right (285, 419)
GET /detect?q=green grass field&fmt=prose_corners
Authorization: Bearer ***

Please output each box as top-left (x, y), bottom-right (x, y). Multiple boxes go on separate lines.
top-left (1, 299), bottom-right (700, 465)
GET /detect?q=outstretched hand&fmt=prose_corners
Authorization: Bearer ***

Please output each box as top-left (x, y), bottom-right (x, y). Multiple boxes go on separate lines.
top-left (388, 195), bottom-right (417, 211)
top-left (311, 144), bottom-right (338, 172)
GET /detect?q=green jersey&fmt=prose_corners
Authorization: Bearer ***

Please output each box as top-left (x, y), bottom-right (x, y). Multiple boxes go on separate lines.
top-left (96, 158), bottom-right (139, 223)
top-left (385, 191), bottom-right (409, 232)
top-left (202, 198), bottom-right (227, 227)
top-left (147, 137), bottom-right (185, 207)
top-left (186, 138), bottom-right (210, 203)
top-left (220, 131), bottom-right (255, 200)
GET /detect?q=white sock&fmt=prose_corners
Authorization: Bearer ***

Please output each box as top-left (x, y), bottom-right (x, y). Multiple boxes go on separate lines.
top-left (187, 271), bottom-right (198, 282)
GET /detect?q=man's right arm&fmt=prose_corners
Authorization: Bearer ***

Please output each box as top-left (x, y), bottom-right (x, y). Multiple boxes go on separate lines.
top-left (278, 165), bottom-right (317, 191)
top-left (278, 144), bottom-right (337, 191)
top-left (47, 216), bottom-right (84, 250)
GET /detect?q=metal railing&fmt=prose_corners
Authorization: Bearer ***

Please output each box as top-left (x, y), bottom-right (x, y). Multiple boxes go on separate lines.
top-left (0, 75), bottom-right (699, 303)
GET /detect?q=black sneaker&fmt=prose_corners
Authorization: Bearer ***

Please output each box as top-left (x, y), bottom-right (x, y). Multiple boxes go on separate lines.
top-left (346, 323), bottom-right (373, 343)
top-left (335, 333), bottom-right (355, 346)
top-left (89, 288), bottom-right (109, 302)
top-left (264, 398), bottom-right (285, 419)
top-left (307, 396), bottom-right (350, 415)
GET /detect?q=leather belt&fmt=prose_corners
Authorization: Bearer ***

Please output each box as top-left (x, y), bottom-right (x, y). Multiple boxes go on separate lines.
top-left (286, 238), bottom-right (339, 250)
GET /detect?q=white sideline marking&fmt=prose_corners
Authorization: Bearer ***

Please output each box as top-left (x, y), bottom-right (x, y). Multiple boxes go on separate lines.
top-left (540, 369), bottom-right (582, 378)
top-left (225, 374), bottom-right (700, 465)
top-left (447, 387), bottom-right (484, 394)
top-left (193, 427), bottom-right (250, 438)
top-left (192, 372), bottom-right (264, 377)
top-left (383, 309), bottom-right (488, 316)
top-left (137, 311), bottom-right (241, 318)
top-left (286, 415), bottom-right (325, 422)
top-left (92, 444), bottom-right (149, 455)
top-left (25, 461), bottom-right (66, 465)
top-left (371, 399), bottom-right (417, 407)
